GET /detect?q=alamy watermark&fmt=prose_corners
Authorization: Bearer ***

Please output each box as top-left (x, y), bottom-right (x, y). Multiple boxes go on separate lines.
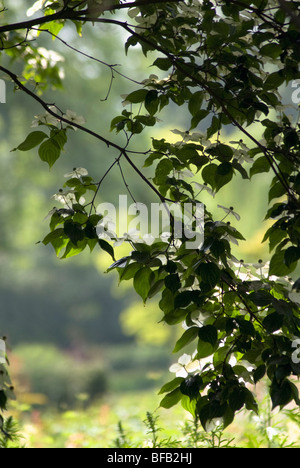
top-left (291, 80), bottom-right (300, 104)
top-left (292, 339), bottom-right (300, 364)
top-left (0, 79), bottom-right (6, 104)
top-left (96, 195), bottom-right (204, 249)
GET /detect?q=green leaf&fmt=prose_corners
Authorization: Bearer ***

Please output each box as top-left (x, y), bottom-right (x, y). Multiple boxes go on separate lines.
top-left (98, 239), bottom-right (115, 261)
top-left (207, 115), bottom-right (221, 139)
top-left (263, 312), bottom-right (283, 333)
top-left (63, 220), bottom-right (84, 246)
top-left (174, 291), bottom-right (194, 309)
top-left (173, 327), bottom-right (199, 353)
top-left (271, 380), bottom-right (293, 409)
top-left (191, 109), bottom-right (210, 129)
top-left (164, 273), bottom-right (181, 293)
top-left (154, 158), bottom-right (173, 184)
top-left (38, 138), bottom-right (61, 168)
top-left (214, 162), bottom-right (234, 191)
top-left (235, 317), bottom-right (256, 336)
top-left (15, 131), bottom-right (48, 151)
top-left (269, 250), bottom-right (297, 276)
top-left (248, 291), bottom-right (273, 307)
top-left (284, 246), bottom-right (300, 267)
top-left (253, 364), bottom-right (266, 384)
top-left (198, 325), bottom-right (218, 347)
top-left (264, 71), bottom-right (285, 90)
top-left (196, 262), bottom-right (221, 288)
top-left (126, 89), bottom-right (148, 103)
top-left (268, 181), bottom-right (287, 203)
top-left (250, 156), bottom-right (271, 177)
top-left (202, 164), bottom-right (218, 189)
top-left (229, 387), bottom-right (246, 412)
top-left (158, 377), bottom-right (184, 395)
top-left (188, 91), bottom-right (204, 116)
top-left (133, 267), bottom-right (154, 302)
top-left (152, 57), bottom-right (173, 71)
top-left (160, 387), bottom-right (182, 409)
top-left (61, 239), bottom-right (87, 259)
top-left (145, 90), bottom-right (159, 115)
top-left (50, 129), bottom-right (67, 149)
top-left (180, 375), bottom-right (202, 400)
top-left (120, 262), bottom-right (141, 281)
top-left (42, 228), bottom-right (64, 246)
top-left (181, 394), bottom-right (197, 417)
top-left (260, 43), bottom-right (282, 59)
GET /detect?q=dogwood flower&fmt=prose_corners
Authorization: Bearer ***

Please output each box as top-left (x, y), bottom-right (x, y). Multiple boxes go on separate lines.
top-left (160, 232), bottom-right (172, 242)
top-left (113, 229), bottom-right (141, 247)
top-left (31, 106), bottom-right (60, 128)
top-left (192, 182), bottom-right (216, 197)
top-left (142, 234), bottom-right (156, 245)
top-left (97, 217), bottom-right (117, 242)
top-left (253, 260), bottom-right (270, 278)
top-left (64, 167), bottom-right (89, 179)
top-left (169, 353), bottom-right (200, 378)
top-left (63, 110), bottom-right (86, 130)
top-left (26, 0), bottom-right (46, 17)
top-left (52, 190), bottom-right (76, 206)
top-left (205, 418), bottom-right (223, 432)
top-left (217, 205), bottom-right (241, 221)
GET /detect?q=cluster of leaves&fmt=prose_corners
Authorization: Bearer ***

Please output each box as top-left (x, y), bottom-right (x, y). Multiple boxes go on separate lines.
top-left (1, 0), bottom-right (300, 433)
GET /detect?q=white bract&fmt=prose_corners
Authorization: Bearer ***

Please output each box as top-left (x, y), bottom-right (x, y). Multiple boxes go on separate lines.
top-left (217, 205), bottom-right (241, 221)
top-left (31, 106), bottom-right (60, 128)
top-left (169, 353), bottom-right (200, 378)
top-left (64, 167), bottom-right (89, 179)
top-left (26, 0), bottom-right (46, 17)
top-left (205, 418), bottom-right (223, 432)
top-left (52, 190), bottom-right (76, 206)
top-left (113, 229), bottom-right (141, 247)
top-left (63, 110), bottom-right (86, 130)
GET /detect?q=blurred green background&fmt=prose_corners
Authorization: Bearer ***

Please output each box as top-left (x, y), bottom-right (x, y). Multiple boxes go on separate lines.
top-left (1, 0), bottom-right (295, 448)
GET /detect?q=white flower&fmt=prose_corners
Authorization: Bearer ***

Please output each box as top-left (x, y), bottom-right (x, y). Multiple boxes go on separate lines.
top-left (205, 418), bottom-right (223, 432)
top-left (64, 167), bottom-right (89, 179)
top-left (128, 7), bottom-right (140, 19)
top-left (44, 207), bottom-right (57, 221)
top-left (160, 232), bottom-right (172, 242)
top-left (266, 426), bottom-right (280, 441)
top-left (253, 260), bottom-right (270, 278)
top-left (217, 205), bottom-right (241, 221)
top-left (113, 229), bottom-right (141, 247)
top-left (52, 190), bottom-right (76, 206)
top-left (26, 0), bottom-right (46, 17)
top-left (233, 150), bottom-right (253, 165)
top-left (175, 169), bottom-right (194, 179)
top-left (97, 218), bottom-right (117, 241)
top-left (63, 110), bottom-right (86, 130)
top-left (37, 47), bottom-right (64, 68)
top-left (192, 182), bottom-right (215, 198)
top-left (142, 234), bottom-right (156, 245)
top-left (31, 106), bottom-right (60, 128)
top-left (191, 310), bottom-right (209, 327)
top-left (169, 353), bottom-right (200, 378)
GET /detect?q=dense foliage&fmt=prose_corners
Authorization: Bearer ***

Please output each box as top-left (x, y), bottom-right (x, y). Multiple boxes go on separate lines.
top-left (1, 0), bottom-right (300, 433)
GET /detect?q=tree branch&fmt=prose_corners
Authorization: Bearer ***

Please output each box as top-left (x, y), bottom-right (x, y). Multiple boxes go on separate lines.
top-left (0, 64), bottom-right (171, 205)
top-left (0, 0), bottom-right (184, 34)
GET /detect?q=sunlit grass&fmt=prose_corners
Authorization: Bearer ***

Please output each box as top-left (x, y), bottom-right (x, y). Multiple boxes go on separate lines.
top-left (8, 386), bottom-right (300, 448)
